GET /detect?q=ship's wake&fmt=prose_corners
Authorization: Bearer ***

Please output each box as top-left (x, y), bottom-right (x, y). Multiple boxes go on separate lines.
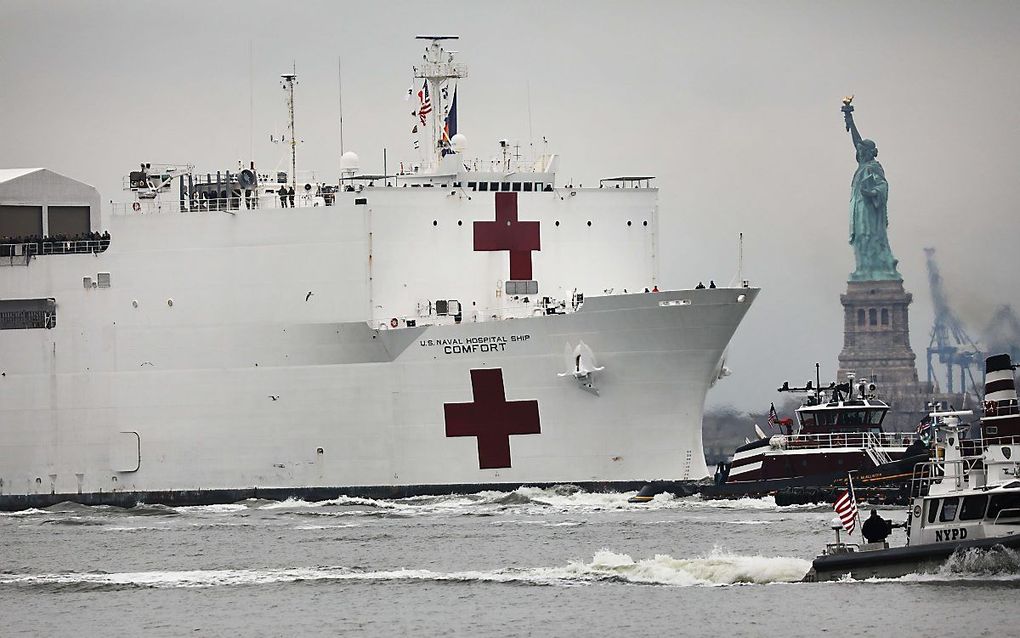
top-left (0, 549), bottom-right (810, 592)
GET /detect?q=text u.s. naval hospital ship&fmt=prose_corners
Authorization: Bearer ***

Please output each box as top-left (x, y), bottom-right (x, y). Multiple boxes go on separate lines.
top-left (0, 36), bottom-right (757, 510)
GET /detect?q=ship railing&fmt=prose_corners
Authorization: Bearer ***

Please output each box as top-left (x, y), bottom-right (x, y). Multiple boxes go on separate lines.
top-left (40, 240), bottom-right (107, 254)
top-left (784, 431), bottom-right (914, 450)
top-left (984, 398), bottom-right (1019, 417)
top-left (110, 195), bottom-right (332, 216)
top-left (1, 240), bottom-right (108, 259)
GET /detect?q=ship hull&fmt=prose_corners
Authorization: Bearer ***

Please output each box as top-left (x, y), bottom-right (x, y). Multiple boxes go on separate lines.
top-left (0, 288), bottom-right (757, 510)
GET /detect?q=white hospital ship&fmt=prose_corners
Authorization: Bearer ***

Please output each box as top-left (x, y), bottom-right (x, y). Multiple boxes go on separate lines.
top-left (0, 37), bottom-right (757, 509)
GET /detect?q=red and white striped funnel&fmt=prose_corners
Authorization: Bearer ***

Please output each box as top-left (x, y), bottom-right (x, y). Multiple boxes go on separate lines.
top-left (985, 354), bottom-right (1017, 404)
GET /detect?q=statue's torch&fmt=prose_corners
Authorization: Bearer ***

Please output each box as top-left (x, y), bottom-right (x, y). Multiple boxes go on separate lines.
top-left (842, 95), bottom-right (855, 132)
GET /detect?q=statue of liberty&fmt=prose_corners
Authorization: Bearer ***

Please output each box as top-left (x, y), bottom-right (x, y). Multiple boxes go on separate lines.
top-left (841, 97), bottom-right (901, 281)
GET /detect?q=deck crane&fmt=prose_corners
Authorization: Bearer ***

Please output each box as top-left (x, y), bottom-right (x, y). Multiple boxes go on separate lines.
top-left (924, 247), bottom-right (983, 398)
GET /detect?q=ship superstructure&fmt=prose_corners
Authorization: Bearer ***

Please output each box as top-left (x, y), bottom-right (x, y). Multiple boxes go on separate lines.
top-left (0, 37), bottom-right (757, 509)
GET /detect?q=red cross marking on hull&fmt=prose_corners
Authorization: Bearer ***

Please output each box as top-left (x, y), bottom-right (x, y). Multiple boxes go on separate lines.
top-left (473, 192), bottom-right (541, 281)
top-left (444, 368), bottom-right (541, 469)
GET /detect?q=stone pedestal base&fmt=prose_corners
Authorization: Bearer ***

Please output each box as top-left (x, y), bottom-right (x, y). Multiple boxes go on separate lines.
top-left (837, 280), bottom-right (932, 430)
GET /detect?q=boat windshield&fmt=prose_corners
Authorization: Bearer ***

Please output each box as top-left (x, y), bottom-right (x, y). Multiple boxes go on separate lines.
top-left (799, 408), bottom-right (885, 430)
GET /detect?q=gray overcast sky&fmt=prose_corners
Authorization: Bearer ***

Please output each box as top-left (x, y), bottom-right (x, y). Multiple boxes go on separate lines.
top-left (2, 0), bottom-right (1018, 411)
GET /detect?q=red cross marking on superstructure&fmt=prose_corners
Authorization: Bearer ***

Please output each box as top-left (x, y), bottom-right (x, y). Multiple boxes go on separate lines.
top-left (444, 368), bottom-right (541, 469)
top-left (473, 192), bottom-right (541, 281)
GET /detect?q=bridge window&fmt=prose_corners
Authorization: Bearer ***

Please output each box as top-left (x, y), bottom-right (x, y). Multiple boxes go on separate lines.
top-left (960, 495), bottom-right (988, 521)
top-left (501, 183), bottom-right (511, 192)
top-left (857, 309), bottom-right (865, 326)
top-left (0, 298), bottom-right (56, 330)
top-left (926, 499), bottom-right (939, 524)
top-left (939, 497), bottom-right (960, 522)
top-left (478, 182), bottom-right (488, 192)
top-left (523, 183), bottom-right (533, 192)
top-left (986, 492), bottom-right (1020, 523)
top-left (512, 182), bottom-right (521, 192)
top-left (881, 308), bottom-right (889, 325)
top-left (467, 182), bottom-right (477, 190)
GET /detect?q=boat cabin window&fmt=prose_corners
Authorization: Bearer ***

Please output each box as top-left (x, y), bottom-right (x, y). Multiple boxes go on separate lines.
top-left (986, 492), bottom-right (1020, 524)
top-left (841, 410), bottom-right (870, 427)
top-left (512, 182), bottom-right (522, 192)
top-left (939, 497), bottom-right (960, 522)
top-left (478, 182), bottom-right (489, 192)
top-left (798, 412), bottom-right (816, 428)
top-left (523, 182), bottom-right (533, 192)
top-left (926, 499), bottom-right (939, 524)
top-left (816, 411), bottom-right (837, 427)
top-left (490, 182), bottom-right (499, 191)
top-left (501, 182), bottom-right (511, 192)
top-left (868, 410), bottom-right (885, 425)
top-left (959, 495), bottom-right (989, 521)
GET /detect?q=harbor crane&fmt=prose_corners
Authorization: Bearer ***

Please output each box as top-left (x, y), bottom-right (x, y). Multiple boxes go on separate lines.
top-left (924, 247), bottom-right (983, 398)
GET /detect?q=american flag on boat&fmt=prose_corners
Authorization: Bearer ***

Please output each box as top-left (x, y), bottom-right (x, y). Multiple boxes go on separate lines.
top-left (767, 403), bottom-right (778, 430)
top-left (833, 477), bottom-right (859, 535)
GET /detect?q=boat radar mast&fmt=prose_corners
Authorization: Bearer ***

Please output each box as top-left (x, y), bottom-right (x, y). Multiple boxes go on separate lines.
top-left (280, 68), bottom-right (298, 189)
top-left (413, 35), bottom-right (467, 171)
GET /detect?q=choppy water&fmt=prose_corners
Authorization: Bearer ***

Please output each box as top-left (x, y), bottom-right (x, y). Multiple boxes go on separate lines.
top-left (3, 487), bottom-right (1019, 637)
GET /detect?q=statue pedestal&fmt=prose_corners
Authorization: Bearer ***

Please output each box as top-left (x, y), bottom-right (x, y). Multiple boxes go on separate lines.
top-left (837, 280), bottom-right (933, 429)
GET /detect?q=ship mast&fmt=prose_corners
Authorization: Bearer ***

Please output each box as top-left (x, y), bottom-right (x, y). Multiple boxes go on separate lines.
top-left (281, 67), bottom-right (298, 188)
top-left (413, 35), bottom-right (467, 171)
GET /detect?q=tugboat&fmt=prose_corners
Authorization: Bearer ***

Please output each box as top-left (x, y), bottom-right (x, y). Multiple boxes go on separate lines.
top-left (804, 354), bottom-right (1020, 581)
top-left (695, 367), bottom-right (929, 504)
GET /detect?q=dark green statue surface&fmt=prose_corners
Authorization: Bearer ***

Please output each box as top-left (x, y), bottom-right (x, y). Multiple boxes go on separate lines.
top-left (841, 97), bottom-right (901, 281)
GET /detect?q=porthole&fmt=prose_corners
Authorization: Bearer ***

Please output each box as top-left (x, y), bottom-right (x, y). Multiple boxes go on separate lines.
top-left (433, 220), bottom-right (438, 226)
top-left (627, 221), bottom-right (632, 226)
top-left (457, 220), bottom-right (463, 226)
top-left (555, 221), bottom-right (560, 227)
top-left (587, 221), bottom-right (592, 227)
top-left (643, 221), bottom-right (648, 227)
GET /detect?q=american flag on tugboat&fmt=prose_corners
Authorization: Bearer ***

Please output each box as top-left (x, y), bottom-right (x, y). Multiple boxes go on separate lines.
top-left (833, 475), bottom-right (859, 535)
top-left (417, 80), bottom-right (432, 125)
top-left (767, 403), bottom-right (779, 430)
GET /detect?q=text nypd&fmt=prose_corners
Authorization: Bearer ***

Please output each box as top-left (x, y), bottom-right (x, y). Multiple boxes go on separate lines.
top-left (420, 334), bottom-right (531, 355)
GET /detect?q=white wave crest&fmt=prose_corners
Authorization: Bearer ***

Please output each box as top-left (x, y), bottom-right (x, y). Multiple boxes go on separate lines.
top-left (557, 549), bottom-right (811, 586)
top-left (0, 549), bottom-right (810, 590)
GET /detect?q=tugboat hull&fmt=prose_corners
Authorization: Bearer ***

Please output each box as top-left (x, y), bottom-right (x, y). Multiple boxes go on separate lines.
top-left (804, 534), bottom-right (1020, 582)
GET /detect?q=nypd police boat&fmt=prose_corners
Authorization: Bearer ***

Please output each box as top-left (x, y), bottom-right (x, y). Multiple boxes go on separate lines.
top-left (804, 354), bottom-right (1020, 582)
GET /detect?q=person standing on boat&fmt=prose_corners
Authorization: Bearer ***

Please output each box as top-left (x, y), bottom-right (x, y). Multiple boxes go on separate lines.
top-left (278, 185), bottom-right (288, 208)
top-left (862, 508), bottom-right (893, 544)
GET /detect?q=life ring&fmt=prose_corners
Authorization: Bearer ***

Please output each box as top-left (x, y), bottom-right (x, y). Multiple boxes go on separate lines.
top-left (390, 317), bottom-right (399, 328)
top-left (132, 202), bottom-right (141, 212)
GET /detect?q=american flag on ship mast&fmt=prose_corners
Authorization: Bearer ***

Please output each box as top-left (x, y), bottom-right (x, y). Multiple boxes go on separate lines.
top-left (417, 80), bottom-right (432, 125)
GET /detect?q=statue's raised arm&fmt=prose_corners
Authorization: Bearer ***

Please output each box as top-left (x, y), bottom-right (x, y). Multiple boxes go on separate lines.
top-left (842, 95), bottom-right (863, 151)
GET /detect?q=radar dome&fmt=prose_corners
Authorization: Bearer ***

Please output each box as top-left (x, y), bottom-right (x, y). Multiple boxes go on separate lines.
top-left (451, 133), bottom-right (467, 151)
top-left (340, 151), bottom-right (360, 172)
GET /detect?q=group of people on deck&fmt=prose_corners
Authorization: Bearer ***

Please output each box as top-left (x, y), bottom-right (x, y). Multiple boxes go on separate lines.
top-left (0, 230), bottom-right (111, 256)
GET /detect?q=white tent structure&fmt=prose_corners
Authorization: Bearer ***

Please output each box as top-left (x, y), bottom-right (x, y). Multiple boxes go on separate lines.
top-left (0, 168), bottom-right (101, 240)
